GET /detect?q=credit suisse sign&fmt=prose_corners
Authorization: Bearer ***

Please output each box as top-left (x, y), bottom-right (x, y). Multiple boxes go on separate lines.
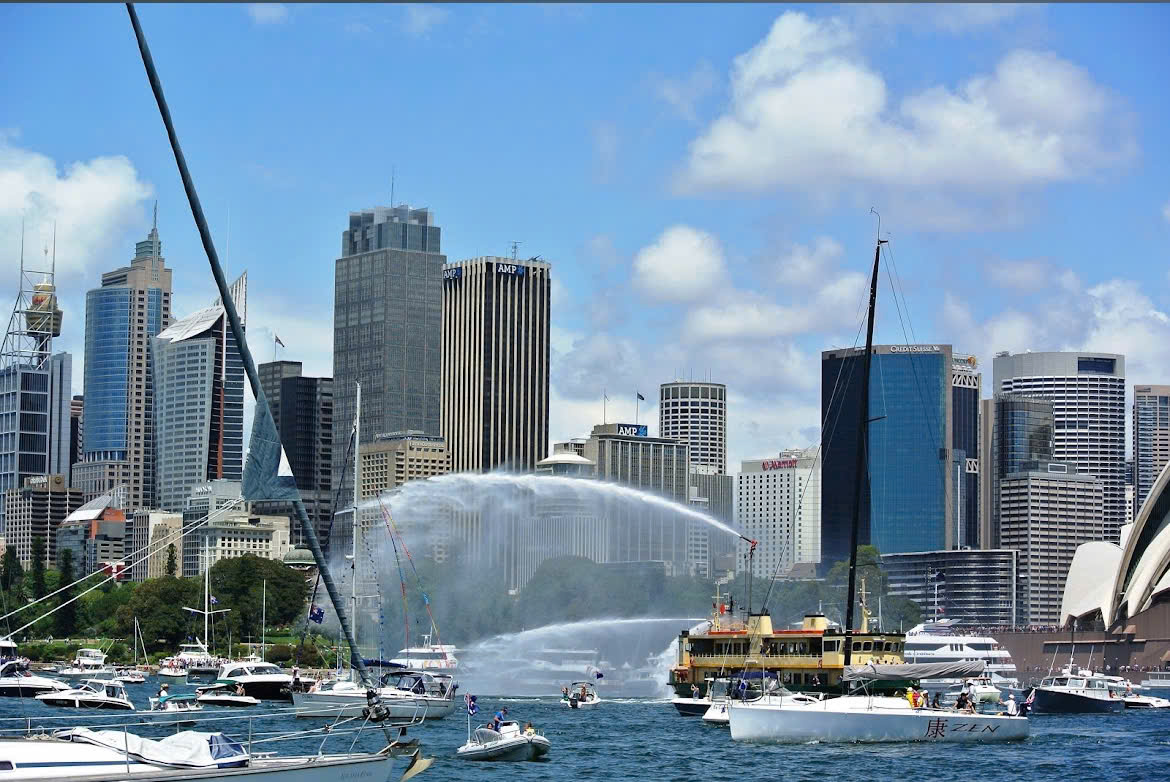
top-left (762, 458), bottom-right (797, 471)
top-left (890, 345), bottom-right (940, 353)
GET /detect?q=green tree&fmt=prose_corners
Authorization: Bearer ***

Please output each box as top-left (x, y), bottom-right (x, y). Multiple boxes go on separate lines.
top-left (55, 549), bottom-right (77, 638)
top-left (165, 544), bottom-right (177, 577)
top-left (30, 537), bottom-right (47, 600)
top-left (115, 576), bottom-right (201, 650)
top-left (208, 556), bottom-right (309, 646)
top-left (1, 548), bottom-right (23, 595)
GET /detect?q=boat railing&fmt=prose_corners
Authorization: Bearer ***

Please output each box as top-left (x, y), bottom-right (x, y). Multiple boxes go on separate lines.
top-left (691, 652), bottom-right (826, 664)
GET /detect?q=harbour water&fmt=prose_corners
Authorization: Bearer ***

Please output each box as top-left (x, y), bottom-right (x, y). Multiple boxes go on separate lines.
top-left (0, 676), bottom-right (1165, 780)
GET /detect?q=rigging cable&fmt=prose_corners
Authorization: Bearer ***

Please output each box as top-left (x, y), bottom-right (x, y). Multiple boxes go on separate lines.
top-left (377, 496), bottom-right (442, 646)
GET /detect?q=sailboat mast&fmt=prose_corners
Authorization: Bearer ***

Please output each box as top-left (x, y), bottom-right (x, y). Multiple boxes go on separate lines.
top-left (204, 548), bottom-right (210, 650)
top-left (843, 237), bottom-right (884, 671)
top-left (262, 579), bottom-right (266, 662)
top-left (352, 381), bottom-right (360, 666)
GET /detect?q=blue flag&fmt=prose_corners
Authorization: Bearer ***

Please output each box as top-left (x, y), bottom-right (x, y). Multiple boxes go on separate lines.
top-left (210, 595), bottom-right (219, 605)
top-left (636, 392), bottom-right (645, 401)
top-left (595, 671), bottom-right (604, 679)
top-left (465, 694), bottom-right (478, 716)
top-left (308, 605), bottom-right (325, 624)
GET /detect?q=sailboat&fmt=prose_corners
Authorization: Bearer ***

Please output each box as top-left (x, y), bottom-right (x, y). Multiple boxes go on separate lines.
top-left (113, 619), bottom-right (148, 684)
top-left (0, 7), bottom-right (433, 779)
top-left (727, 222), bottom-right (1030, 745)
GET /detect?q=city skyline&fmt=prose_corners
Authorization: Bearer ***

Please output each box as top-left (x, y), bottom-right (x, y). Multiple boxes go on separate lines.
top-left (2, 4), bottom-right (1169, 472)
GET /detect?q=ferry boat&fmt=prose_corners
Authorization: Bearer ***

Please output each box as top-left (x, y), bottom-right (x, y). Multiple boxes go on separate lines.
top-left (1139, 670), bottom-right (1170, 694)
top-left (669, 587), bottom-right (905, 698)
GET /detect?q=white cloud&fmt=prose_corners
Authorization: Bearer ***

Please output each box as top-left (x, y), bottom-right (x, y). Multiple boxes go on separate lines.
top-left (592, 122), bottom-right (619, 184)
top-left (246, 4), bottom-right (288, 24)
top-left (403, 4), bottom-right (450, 37)
top-left (849, 3), bottom-right (1034, 34)
top-left (677, 11), bottom-right (1133, 227)
top-left (1163, 200), bottom-right (1170, 223)
top-left (652, 60), bottom-right (718, 122)
top-left (776, 236), bottom-right (844, 286)
top-left (0, 134), bottom-right (153, 294)
top-left (631, 225), bottom-right (726, 304)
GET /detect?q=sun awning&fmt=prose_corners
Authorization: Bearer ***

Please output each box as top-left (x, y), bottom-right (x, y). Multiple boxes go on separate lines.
top-left (843, 661), bottom-right (986, 682)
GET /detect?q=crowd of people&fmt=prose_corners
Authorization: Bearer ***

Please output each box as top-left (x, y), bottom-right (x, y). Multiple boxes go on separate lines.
top-left (903, 680), bottom-right (1027, 717)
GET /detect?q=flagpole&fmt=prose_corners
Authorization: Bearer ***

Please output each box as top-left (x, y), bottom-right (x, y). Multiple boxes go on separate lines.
top-left (603, 388), bottom-right (607, 424)
top-left (636, 393), bottom-right (639, 425)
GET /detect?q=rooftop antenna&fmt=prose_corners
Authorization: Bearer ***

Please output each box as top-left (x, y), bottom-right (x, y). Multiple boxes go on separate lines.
top-left (51, 222), bottom-right (56, 276)
top-left (510, 241), bottom-right (520, 261)
top-left (391, 166), bottom-right (395, 207)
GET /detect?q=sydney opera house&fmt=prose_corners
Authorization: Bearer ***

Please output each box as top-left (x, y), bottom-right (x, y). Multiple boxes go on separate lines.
top-left (1062, 459), bottom-right (1170, 630)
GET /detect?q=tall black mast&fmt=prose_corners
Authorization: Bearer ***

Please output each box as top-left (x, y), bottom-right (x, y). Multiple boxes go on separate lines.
top-left (842, 235), bottom-right (886, 671)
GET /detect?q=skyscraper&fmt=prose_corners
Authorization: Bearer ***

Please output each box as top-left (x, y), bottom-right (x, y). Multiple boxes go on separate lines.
top-left (951, 354), bottom-right (981, 549)
top-left (1133, 385), bottom-right (1170, 516)
top-left (0, 240), bottom-right (71, 534)
top-left (736, 446), bottom-right (821, 577)
top-left (659, 381), bottom-right (727, 472)
top-left (257, 360), bottom-right (334, 549)
top-left (332, 206), bottom-right (445, 502)
top-left (820, 344), bottom-right (957, 568)
top-left (75, 212), bottom-right (172, 509)
top-left (990, 393), bottom-right (1055, 549)
top-left (152, 273), bottom-right (247, 512)
top-left (441, 256), bottom-right (551, 472)
top-left (992, 351), bottom-right (1126, 542)
top-left (69, 395), bottom-right (83, 475)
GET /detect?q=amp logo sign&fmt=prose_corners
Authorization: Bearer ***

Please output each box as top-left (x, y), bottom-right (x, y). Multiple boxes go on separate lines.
top-left (496, 263), bottom-right (526, 277)
top-left (616, 424), bottom-right (648, 437)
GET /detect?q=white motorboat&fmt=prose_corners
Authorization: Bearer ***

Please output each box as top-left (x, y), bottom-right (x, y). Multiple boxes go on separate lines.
top-left (58, 648), bottom-right (114, 679)
top-left (457, 721), bottom-right (550, 762)
top-left (148, 692), bottom-right (204, 714)
top-left (0, 660), bottom-right (71, 698)
top-left (35, 679), bottom-right (135, 711)
top-left (114, 666), bottom-right (147, 684)
top-left (390, 633), bottom-right (459, 672)
top-left (707, 685), bottom-right (821, 726)
top-left (728, 661), bottom-right (1029, 744)
top-left (215, 660), bottom-right (293, 700)
top-left (156, 658), bottom-right (189, 678)
top-left (1101, 676), bottom-right (1170, 708)
top-left (292, 669), bottom-right (456, 719)
top-left (1139, 669), bottom-right (1170, 694)
top-left (560, 680), bottom-right (601, 708)
top-left (0, 726), bottom-right (413, 781)
top-left (195, 681), bottom-right (261, 707)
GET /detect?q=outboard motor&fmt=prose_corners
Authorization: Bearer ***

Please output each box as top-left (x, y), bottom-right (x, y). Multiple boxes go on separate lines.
top-left (362, 689), bottom-right (391, 722)
top-left (569, 696), bottom-right (579, 709)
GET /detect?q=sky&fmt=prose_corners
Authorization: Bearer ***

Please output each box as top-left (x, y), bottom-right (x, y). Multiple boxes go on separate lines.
top-left (2, 3), bottom-right (1169, 472)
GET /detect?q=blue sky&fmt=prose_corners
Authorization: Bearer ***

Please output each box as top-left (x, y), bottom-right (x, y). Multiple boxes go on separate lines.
top-left (2, 3), bottom-right (1169, 470)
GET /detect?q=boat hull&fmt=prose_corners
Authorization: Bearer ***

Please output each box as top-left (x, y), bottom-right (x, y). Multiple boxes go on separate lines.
top-left (35, 696), bottom-right (134, 710)
top-left (0, 681), bottom-right (68, 698)
top-left (702, 701), bottom-right (729, 725)
top-left (672, 697), bottom-right (709, 717)
top-left (457, 736), bottom-right (535, 762)
top-left (729, 698), bottom-right (1029, 744)
top-left (1030, 688), bottom-right (1124, 714)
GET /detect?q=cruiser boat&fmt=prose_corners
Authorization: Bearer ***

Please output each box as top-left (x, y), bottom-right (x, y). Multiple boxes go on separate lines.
top-left (148, 692), bottom-right (204, 714)
top-left (457, 720), bottom-right (550, 762)
top-left (729, 661), bottom-right (1029, 744)
top-left (561, 681), bottom-right (601, 708)
top-left (0, 660), bottom-right (71, 698)
top-left (292, 669), bottom-right (456, 719)
top-left (114, 666), bottom-right (146, 684)
top-left (157, 657), bottom-right (189, 678)
top-left (35, 679), bottom-right (135, 710)
top-left (389, 633), bottom-right (459, 672)
top-left (1028, 664), bottom-right (1125, 714)
top-left (58, 648), bottom-right (113, 679)
top-left (215, 660), bottom-right (293, 700)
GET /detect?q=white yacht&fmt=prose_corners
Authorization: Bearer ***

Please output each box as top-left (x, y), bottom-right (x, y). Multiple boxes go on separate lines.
top-left (903, 621), bottom-right (1020, 690)
top-left (215, 660), bottom-right (293, 700)
top-left (1029, 664), bottom-right (1125, 713)
top-left (389, 634), bottom-right (459, 672)
top-left (0, 660), bottom-right (70, 698)
top-left (1139, 670), bottom-right (1170, 693)
top-left (292, 669), bottom-right (456, 719)
top-left (36, 679), bottom-right (135, 711)
top-left (58, 648), bottom-right (113, 679)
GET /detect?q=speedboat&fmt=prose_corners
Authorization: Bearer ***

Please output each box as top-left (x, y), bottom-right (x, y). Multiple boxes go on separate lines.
top-left (113, 666), bottom-right (146, 684)
top-left (728, 661), bottom-right (1029, 744)
top-left (1101, 676), bottom-right (1170, 709)
top-left (58, 648), bottom-right (114, 679)
top-left (561, 680), bottom-right (601, 708)
top-left (1028, 664), bottom-right (1125, 714)
top-left (457, 721), bottom-right (550, 761)
top-left (215, 660), bottom-right (293, 700)
top-left (292, 669), bottom-right (456, 719)
top-left (156, 657), bottom-right (189, 678)
top-left (707, 685), bottom-right (821, 726)
top-left (36, 679), bottom-right (135, 710)
top-left (196, 681), bottom-right (261, 707)
top-left (0, 660), bottom-right (71, 698)
top-left (148, 692), bottom-right (204, 713)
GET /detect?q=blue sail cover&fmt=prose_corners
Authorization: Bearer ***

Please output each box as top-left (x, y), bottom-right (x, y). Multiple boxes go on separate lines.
top-left (242, 394), bottom-right (299, 502)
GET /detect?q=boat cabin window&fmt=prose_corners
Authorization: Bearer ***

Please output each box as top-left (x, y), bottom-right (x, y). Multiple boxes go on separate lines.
top-left (862, 642), bottom-right (872, 652)
top-left (823, 640), bottom-right (840, 653)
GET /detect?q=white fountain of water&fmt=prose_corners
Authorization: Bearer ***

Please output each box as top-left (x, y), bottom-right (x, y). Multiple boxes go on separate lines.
top-left (458, 617), bottom-right (704, 698)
